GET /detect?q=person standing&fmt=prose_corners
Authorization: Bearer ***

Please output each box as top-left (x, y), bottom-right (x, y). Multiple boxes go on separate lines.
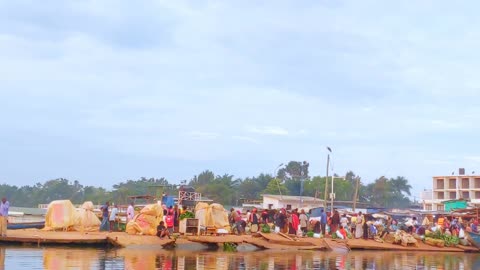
top-left (250, 208), bottom-right (260, 233)
top-left (275, 209), bottom-right (287, 233)
top-left (0, 198), bottom-right (9, 237)
top-left (350, 214), bottom-right (357, 235)
top-left (320, 209), bottom-right (327, 236)
top-left (355, 212), bottom-right (364, 239)
top-left (299, 209), bottom-right (308, 234)
top-left (331, 210), bottom-right (340, 235)
top-left (126, 202), bottom-right (135, 223)
top-left (290, 210), bottom-right (300, 235)
top-left (109, 203), bottom-right (118, 232)
top-left (165, 211), bottom-right (174, 235)
top-left (261, 209), bottom-right (269, 224)
top-left (340, 213), bottom-right (349, 230)
top-left (100, 202), bottom-right (110, 231)
top-left (173, 204), bottom-right (180, 233)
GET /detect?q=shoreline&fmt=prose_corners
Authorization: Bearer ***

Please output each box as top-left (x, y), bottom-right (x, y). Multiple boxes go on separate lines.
top-left (1, 229), bottom-right (478, 253)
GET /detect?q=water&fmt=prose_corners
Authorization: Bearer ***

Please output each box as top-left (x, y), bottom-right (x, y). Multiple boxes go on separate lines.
top-left (0, 246), bottom-right (478, 270)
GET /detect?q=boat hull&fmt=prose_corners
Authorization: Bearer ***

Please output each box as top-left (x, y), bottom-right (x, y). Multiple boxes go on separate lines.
top-left (466, 231), bottom-right (480, 249)
top-left (8, 222), bottom-right (45, 230)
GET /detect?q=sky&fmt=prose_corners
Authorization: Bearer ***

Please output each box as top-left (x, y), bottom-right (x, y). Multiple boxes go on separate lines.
top-left (1, 1), bottom-right (480, 198)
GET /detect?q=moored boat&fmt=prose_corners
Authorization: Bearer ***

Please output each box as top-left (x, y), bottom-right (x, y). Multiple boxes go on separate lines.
top-left (465, 231), bottom-right (480, 249)
top-left (8, 221), bottom-right (45, 230)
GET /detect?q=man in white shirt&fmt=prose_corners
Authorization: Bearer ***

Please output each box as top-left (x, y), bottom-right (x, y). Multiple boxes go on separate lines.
top-left (109, 203), bottom-right (119, 232)
top-left (127, 202), bottom-right (135, 223)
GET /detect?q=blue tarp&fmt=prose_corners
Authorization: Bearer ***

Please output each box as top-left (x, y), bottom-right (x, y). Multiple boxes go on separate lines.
top-left (162, 196), bottom-right (175, 208)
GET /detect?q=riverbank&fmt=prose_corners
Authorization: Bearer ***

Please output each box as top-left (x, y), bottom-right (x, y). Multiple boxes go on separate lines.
top-left (1, 229), bottom-right (478, 253)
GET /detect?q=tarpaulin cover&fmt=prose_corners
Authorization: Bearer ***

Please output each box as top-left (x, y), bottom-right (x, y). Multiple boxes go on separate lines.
top-left (44, 200), bottom-right (77, 230)
top-left (195, 202), bottom-right (229, 229)
top-left (43, 200), bottom-right (101, 231)
top-left (73, 201), bottom-right (101, 232)
top-left (126, 203), bottom-right (163, 235)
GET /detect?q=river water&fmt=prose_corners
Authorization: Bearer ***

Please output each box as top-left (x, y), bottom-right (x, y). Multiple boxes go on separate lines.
top-left (0, 246), bottom-right (478, 270)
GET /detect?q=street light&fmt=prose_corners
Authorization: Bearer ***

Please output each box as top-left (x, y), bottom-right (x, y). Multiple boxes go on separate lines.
top-left (274, 163), bottom-right (284, 200)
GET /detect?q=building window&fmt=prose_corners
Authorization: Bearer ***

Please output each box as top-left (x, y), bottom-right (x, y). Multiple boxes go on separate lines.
top-left (449, 179), bottom-right (456, 189)
top-left (268, 204), bottom-right (273, 209)
top-left (475, 178), bottom-right (480, 189)
top-left (425, 204), bottom-right (432, 211)
top-left (476, 192), bottom-right (480, 199)
top-left (449, 192), bottom-right (456, 199)
top-left (437, 179), bottom-right (444, 189)
top-left (462, 178), bottom-right (470, 189)
top-left (462, 191), bottom-right (470, 199)
top-left (437, 192), bottom-right (444, 200)
top-left (286, 204), bottom-right (292, 210)
top-left (436, 205), bottom-right (444, 211)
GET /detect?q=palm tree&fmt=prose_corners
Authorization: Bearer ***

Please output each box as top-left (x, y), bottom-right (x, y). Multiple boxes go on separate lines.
top-left (389, 176), bottom-right (412, 196)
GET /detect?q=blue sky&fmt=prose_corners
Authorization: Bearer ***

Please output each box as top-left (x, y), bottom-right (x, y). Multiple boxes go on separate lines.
top-left (1, 1), bottom-right (479, 198)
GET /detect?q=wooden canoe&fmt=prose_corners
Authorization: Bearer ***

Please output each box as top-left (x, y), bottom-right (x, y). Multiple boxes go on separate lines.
top-left (465, 231), bottom-right (480, 249)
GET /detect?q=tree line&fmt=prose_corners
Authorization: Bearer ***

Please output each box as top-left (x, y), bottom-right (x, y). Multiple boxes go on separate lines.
top-left (0, 161), bottom-right (413, 208)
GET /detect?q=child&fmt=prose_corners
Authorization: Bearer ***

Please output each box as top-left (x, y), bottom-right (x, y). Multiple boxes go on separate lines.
top-left (165, 212), bottom-right (174, 235)
top-left (157, 221), bottom-right (170, 239)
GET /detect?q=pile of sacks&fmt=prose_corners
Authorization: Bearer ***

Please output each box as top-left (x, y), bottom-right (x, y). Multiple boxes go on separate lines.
top-left (126, 203), bottom-right (163, 235)
top-left (195, 202), bottom-right (230, 231)
top-left (43, 200), bottom-right (100, 232)
top-left (393, 230), bottom-right (418, 247)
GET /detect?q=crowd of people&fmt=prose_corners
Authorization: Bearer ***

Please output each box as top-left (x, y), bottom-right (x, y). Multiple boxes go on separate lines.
top-left (228, 207), bottom-right (311, 236)
top-left (98, 201), bottom-right (480, 243)
top-left (227, 207), bottom-right (480, 241)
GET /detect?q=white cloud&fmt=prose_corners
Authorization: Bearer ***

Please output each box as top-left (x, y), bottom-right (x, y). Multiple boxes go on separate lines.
top-left (188, 131), bottom-right (221, 140)
top-left (231, 135), bottom-right (259, 144)
top-left (247, 126), bottom-right (289, 136)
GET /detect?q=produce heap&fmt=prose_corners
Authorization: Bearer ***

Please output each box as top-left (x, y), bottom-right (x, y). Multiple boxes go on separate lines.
top-left (424, 230), bottom-right (460, 247)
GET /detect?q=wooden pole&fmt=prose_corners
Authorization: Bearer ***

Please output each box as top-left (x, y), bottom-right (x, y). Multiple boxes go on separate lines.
top-left (353, 176), bottom-right (360, 212)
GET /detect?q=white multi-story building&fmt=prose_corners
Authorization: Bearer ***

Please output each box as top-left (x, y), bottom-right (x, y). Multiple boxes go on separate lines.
top-left (421, 170), bottom-right (480, 211)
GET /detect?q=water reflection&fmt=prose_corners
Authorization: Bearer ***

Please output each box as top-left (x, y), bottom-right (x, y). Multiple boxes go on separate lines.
top-left (0, 246), bottom-right (478, 270)
top-left (112, 249), bottom-right (479, 270)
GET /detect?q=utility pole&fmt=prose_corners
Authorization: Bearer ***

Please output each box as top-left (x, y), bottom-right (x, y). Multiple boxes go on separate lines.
top-left (274, 163), bottom-right (284, 200)
top-left (324, 147), bottom-right (332, 210)
top-left (352, 176), bottom-right (360, 212)
top-left (330, 173), bottom-right (334, 216)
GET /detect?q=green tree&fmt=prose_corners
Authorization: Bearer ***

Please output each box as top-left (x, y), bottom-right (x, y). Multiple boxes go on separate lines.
top-left (189, 170), bottom-right (215, 188)
top-left (278, 161), bottom-right (310, 196)
top-left (262, 179), bottom-right (288, 195)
